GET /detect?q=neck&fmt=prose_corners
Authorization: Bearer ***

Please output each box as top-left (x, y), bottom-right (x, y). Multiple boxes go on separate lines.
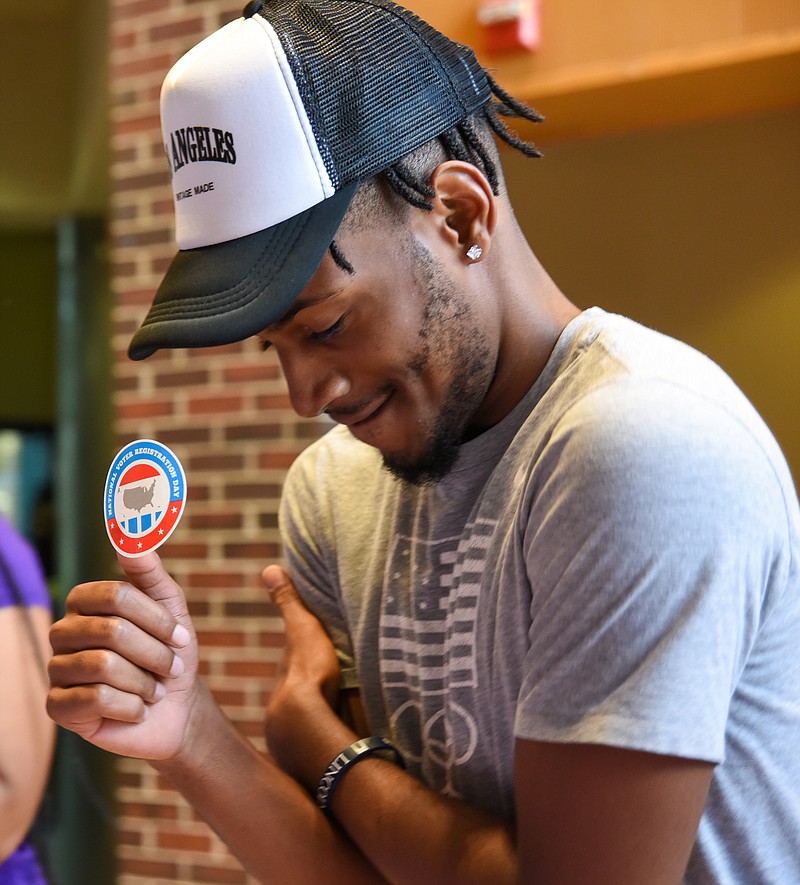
top-left (471, 213), bottom-right (580, 431)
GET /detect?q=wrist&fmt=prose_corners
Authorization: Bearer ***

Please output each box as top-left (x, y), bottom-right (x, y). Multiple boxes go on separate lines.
top-left (151, 680), bottom-right (216, 772)
top-left (266, 681), bottom-right (358, 789)
top-left (316, 736), bottom-right (405, 815)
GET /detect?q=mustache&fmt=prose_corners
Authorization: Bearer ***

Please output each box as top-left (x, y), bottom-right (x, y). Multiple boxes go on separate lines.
top-left (323, 383), bottom-right (394, 417)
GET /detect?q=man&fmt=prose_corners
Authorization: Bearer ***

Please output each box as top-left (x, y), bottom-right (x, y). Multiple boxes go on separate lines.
top-left (47, 2), bottom-right (800, 882)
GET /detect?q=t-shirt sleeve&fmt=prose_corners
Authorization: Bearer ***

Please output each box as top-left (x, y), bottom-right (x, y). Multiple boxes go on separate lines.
top-left (514, 379), bottom-right (790, 763)
top-left (279, 435), bottom-right (358, 687)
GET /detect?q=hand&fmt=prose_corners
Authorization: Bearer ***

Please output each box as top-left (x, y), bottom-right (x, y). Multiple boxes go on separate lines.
top-left (262, 566), bottom-right (345, 785)
top-left (47, 552), bottom-right (199, 761)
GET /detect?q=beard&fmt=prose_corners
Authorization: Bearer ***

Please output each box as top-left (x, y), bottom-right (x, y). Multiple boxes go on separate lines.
top-left (380, 243), bottom-right (495, 487)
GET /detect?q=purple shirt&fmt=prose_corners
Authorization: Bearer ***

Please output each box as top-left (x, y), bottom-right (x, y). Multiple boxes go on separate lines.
top-left (0, 840), bottom-right (47, 884)
top-left (0, 516), bottom-right (50, 885)
top-left (0, 516), bottom-right (50, 610)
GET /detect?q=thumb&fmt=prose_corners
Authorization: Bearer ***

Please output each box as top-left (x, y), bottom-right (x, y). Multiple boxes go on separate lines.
top-left (261, 564), bottom-right (303, 610)
top-left (116, 550), bottom-right (189, 621)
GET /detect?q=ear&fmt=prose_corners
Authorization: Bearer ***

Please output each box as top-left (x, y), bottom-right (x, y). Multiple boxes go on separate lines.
top-left (429, 161), bottom-right (497, 263)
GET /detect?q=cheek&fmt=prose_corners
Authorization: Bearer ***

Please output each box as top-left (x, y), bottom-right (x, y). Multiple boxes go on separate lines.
top-left (351, 313), bottom-right (419, 373)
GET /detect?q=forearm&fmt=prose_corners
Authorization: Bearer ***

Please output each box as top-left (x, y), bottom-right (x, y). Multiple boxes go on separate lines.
top-left (268, 686), bottom-right (517, 885)
top-left (154, 681), bottom-right (385, 885)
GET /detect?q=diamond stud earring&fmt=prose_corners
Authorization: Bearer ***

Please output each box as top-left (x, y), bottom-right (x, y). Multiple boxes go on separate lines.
top-left (466, 244), bottom-right (483, 261)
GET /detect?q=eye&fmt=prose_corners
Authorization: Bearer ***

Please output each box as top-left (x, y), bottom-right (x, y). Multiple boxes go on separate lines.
top-left (310, 316), bottom-right (345, 343)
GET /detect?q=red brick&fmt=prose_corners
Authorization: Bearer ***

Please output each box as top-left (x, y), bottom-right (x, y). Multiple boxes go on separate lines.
top-left (224, 423), bottom-right (282, 441)
top-left (223, 542), bottom-right (280, 560)
top-left (191, 864), bottom-right (247, 885)
top-left (117, 399), bottom-right (174, 419)
top-left (119, 801), bottom-right (178, 820)
top-left (157, 830), bottom-right (213, 852)
top-left (188, 394), bottom-right (245, 415)
top-left (150, 17), bottom-right (205, 42)
top-left (189, 514), bottom-right (243, 532)
top-left (224, 661), bottom-right (275, 678)
top-left (187, 571), bottom-right (244, 589)
top-left (223, 363), bottom-right (281, 383)
top-left (122, 859), bottom-right (180, 878)
top-left (224, 482), bottom-right (281, 500)
top-left (116, 828), bottom-right (143, 846)
top-left (224, 601), bottom-right (275, 618)
top-left (115, 169), bottom-right (170, 191)
top-left (189, 453), bottom-right (244, 471)
top-left (196, 630), bottom-right (246, 647)
top-left (154, 369), bottom-right (210, 388)
top-left (255, 393), bottom-right (293, 409)
top-left (115, 114), bottom-right (164, 136)
top-left (112, 0), bottom-right (172, 20)
top-left (257, 450), bottom-right (299, 469)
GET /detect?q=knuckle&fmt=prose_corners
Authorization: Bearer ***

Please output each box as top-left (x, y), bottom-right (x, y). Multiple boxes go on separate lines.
top-left (99, 615), bottom-right (128, 645)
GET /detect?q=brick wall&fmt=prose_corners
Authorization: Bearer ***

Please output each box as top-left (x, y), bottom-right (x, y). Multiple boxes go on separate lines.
top-left (109, 2), bottom-right (326, 881)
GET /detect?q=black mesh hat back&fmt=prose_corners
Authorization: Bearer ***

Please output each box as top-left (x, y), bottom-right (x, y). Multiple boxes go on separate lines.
top-left (259, 0), bottom-right (492, 186)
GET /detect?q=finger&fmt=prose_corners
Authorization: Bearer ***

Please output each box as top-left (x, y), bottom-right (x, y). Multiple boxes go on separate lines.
top-left (65, 579), bottom-right (189, 650)
top-left (49, 648), bottom-right (167, 703)
top-left (47, 683), bottom-right (149, 728)
top-left (50, 614), bottom-right (184, 680)
top-left (261, 565), bottom-right (304, 609)
top-left (261, 566), bottom-right (334, 659)
top-left (65, 568), bottom-right (190, 648)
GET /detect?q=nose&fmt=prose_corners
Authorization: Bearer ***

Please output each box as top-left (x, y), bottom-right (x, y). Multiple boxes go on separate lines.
top-left (278, 351), bottom-right (351, 418)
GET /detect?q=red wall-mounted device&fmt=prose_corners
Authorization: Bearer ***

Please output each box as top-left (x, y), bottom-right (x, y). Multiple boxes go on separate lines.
top-left (477, 0), bottom-right (540, 54)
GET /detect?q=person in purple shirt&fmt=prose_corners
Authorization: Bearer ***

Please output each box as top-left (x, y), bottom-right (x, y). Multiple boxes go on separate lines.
top-left (0, 516), bottom-right (54, 884)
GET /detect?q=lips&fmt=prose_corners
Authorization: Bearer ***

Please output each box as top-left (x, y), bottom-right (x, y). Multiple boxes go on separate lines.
top-left (328, 390), bottom-right (393, 430)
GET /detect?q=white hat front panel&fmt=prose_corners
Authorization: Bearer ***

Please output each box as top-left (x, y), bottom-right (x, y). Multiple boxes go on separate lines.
top-left (161, 16), bottom-right (335, 250)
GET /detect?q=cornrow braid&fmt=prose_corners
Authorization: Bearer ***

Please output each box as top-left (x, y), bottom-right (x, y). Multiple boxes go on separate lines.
top-left (458, 116), bottom-right (500, 194)
top-left (328, 75), bottom-right (544, 274)
top-left (383, 165), bottom-right (434, 211)
top-left (484, 73), bottom-right (543, 159)
top-left (377, 74), bottom-right (542, 209)
top-left (393, 160), bottom-right (435, 201)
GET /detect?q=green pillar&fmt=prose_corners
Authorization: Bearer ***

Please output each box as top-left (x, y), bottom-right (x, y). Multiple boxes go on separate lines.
top-left (48, 216), bottom-right (117, 885)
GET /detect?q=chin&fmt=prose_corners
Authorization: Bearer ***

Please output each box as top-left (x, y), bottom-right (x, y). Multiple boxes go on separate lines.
top-left (380, 437), bottom-right (462, 487)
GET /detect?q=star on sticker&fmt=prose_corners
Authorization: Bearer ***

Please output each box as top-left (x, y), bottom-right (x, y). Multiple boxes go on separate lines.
top-left (137, 542), bottom-right (143, 549)
top-left (158, 528), bottom-right (164, 535)
top-left (171, 505), bottom-right (178, 514)
top-left (110, 522), bottom-right (116, 530)
top-left (118, 538), bottom-right (125, 546)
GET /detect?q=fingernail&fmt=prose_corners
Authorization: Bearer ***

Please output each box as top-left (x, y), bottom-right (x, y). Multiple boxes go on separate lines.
top-left (171, 624), bottom-right (190, 647)
top-left (262, 565), bottom-right (283, 590)
top-left (152, 682), bottom-right (166, 701)
top-left (169, 655), bottom-right (184, 677)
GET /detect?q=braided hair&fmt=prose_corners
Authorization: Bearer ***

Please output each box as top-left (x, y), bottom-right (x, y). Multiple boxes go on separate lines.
top-left (330, 75), bottom-right (543, 270)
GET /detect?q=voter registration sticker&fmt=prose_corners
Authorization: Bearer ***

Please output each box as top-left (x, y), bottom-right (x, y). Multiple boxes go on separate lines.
top-left (104, 439), bottom-right (187, 557)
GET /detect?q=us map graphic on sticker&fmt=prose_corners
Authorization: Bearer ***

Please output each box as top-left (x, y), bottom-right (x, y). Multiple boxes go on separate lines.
top-left (104, 439), bottom-right (187, 557)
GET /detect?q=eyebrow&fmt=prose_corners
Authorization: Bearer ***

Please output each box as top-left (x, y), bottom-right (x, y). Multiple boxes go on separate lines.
top-left (268, 290), bottom-right (340, 333)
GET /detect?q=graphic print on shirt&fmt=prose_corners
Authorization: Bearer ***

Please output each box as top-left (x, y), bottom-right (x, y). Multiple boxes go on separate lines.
top-left (379, 515), bottom-right (498, 798)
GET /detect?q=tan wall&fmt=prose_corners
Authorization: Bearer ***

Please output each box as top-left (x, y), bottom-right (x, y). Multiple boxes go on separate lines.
top-left (503, 106), bottom-right (800, 482)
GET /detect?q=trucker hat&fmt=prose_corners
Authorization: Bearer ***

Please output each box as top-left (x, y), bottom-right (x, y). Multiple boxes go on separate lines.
top-left (128, 0), bottom-right (495, 360)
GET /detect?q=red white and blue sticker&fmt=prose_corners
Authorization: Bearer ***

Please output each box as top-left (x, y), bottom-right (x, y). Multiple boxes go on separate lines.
top-left (104, 439), bottom-right (187, 557)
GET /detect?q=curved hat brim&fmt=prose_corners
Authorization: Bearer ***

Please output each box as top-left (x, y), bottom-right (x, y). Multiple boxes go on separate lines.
top-left (128, 182), bottom-right (358, 361)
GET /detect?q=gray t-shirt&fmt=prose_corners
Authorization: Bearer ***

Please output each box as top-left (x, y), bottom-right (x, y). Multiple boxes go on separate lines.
top-left (280, 308), bottom-right (800, 882)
